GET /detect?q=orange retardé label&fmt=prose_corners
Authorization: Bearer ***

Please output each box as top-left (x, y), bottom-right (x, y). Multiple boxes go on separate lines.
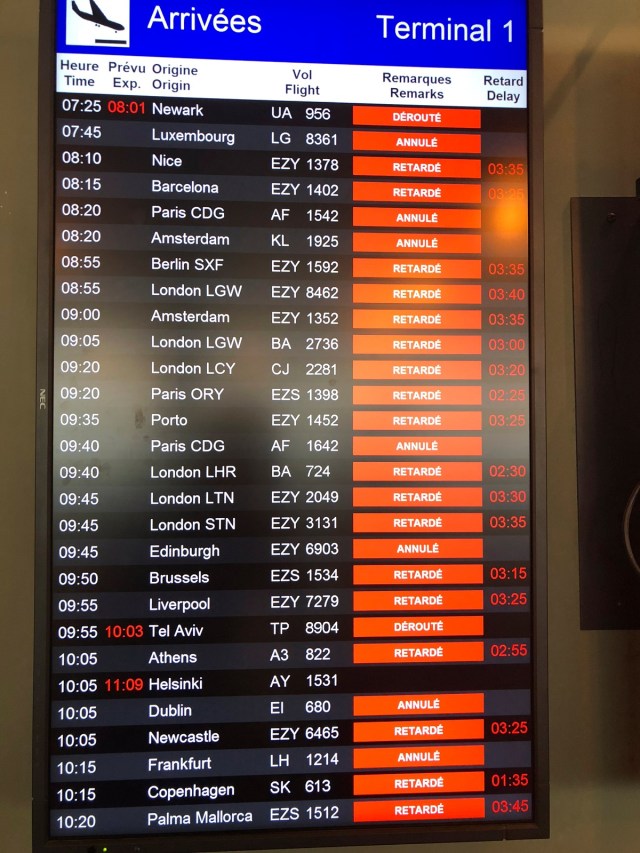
top-left (352, 156), bottom-right (481, 178)
top-left (353, 590), bottom-right (484, 611)
top-left (353, 309), bottom-right (482, 330)
top-left (352, 461), bottom-right (483, 481)
top-left (352, 360), bottom-right (482, 380)
top-left (353, 284), bottom-right (481, 305)
top-left (352, 488), bottom-right (483, 507)
top-left (353, 797), bottom-right (485, 822)
top-left (352, 386), bottom-right (482, 406)
top-left (353, 258), bottom-right (482, 279)
top-left (353, 771), bottom-right (485, 796)
top-left (353, 182), bottom-right (481, 204)
top-left (353, 718), bottom-right (484, 742)
top-left (352, 512), bottom-right (483, 533)
top-left (353, 334), bottom-right (482, 355)
top-left (353, 641), bottom-right (485, 664)
top-left (352, 564), bottom-right (484, 586)
top-left (352, 411), bottom-right (482, 431)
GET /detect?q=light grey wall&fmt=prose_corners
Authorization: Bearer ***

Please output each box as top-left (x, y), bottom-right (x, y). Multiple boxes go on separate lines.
top-left (4, 1), bottom-right (640, 850)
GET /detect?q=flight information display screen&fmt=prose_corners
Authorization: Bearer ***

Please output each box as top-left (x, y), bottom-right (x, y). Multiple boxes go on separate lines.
top-left (34, 1), bottom-right (547, 849)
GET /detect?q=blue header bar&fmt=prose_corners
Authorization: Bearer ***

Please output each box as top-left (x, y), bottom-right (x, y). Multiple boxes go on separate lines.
top-left (58, 1), bottom-right (529, 70)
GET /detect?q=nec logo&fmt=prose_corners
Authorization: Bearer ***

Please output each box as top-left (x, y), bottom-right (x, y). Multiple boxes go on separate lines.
top-left (66, 0), bottom-right (130, 47)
